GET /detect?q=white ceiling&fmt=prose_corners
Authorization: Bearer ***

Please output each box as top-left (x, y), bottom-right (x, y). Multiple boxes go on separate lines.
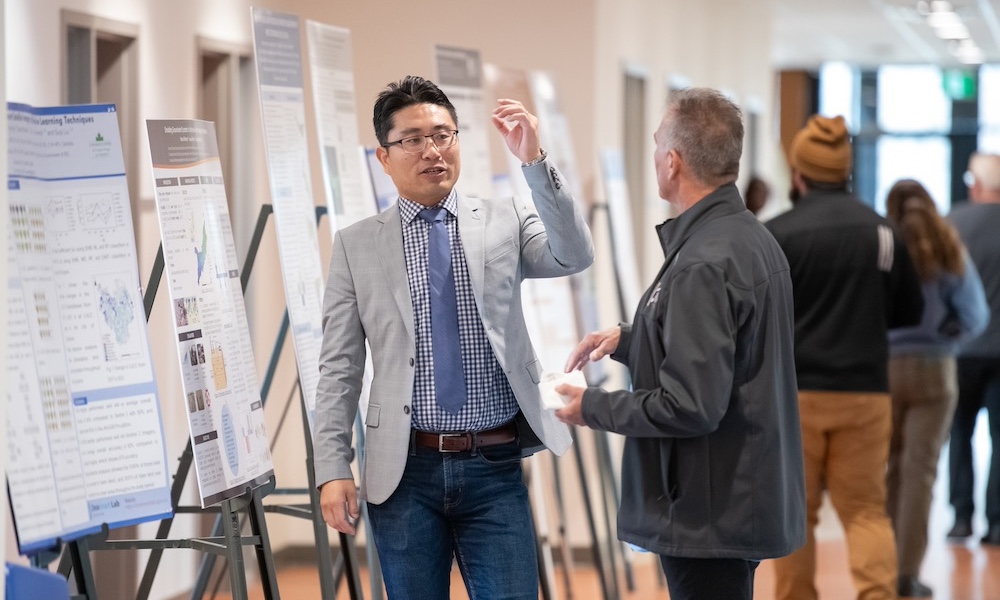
top-left (772, 0), bottom-right (1000, 68)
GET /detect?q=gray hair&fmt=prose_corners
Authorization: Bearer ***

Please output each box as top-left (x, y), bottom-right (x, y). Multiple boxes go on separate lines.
top-left (661, 87), bottom-right (743, 186)
top-left (969, 152), bottom-right (1000, 191)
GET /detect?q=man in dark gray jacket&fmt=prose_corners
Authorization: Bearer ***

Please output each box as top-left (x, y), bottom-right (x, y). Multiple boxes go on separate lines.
top-left (555, 87), bottom-right (805, 599)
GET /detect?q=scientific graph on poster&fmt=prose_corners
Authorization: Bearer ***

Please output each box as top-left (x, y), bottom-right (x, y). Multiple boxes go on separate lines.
top-left (6, 102), bottom-right (172, 554)
top-left (146, 119), bottom-right (274, 507)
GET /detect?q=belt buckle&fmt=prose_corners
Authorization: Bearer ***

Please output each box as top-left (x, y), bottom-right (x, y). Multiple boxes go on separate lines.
top-left (438, 433), bottom-right (466, 452)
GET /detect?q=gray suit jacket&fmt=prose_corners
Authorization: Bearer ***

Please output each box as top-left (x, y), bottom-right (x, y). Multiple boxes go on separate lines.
top-left (313, 159), bottom-right (595, 504)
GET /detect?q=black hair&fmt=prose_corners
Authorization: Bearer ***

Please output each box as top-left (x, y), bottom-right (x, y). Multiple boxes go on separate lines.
top-left (373, 75), bottom-right (459, 146)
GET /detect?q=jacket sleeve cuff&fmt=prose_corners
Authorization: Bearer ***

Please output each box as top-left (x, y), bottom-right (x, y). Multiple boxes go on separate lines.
top-left (610, 322), bottom-right (632, 363)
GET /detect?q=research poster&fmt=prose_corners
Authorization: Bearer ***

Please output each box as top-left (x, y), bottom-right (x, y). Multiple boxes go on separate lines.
top-left (527, 71), bottom-right (606, 384)
top-left (481, 67), bottom-right (592, 382)
top-left (6, 102), bottom-right (171, 553)
top-left (147, 119), bottom-right (274, 507)
top-left (434, 45), bottom-right (494, 199)
top-left (600, 148), bottom-right (644, 317)
top-left (251, 7), bottom-right (325, 431)
top-left (305, 20), bottom-right (377, 232)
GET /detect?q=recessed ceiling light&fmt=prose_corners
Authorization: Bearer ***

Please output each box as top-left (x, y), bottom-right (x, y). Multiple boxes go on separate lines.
top-left (930, 0), bottom-right (954, 13)
top-left (927, 11), bottom-right (963, 29)
top-left (934, 24), bottom-right (970, 39)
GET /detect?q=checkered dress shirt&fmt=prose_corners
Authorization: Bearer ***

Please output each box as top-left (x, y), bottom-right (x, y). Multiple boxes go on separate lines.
top-left (399, 192), bottom-right (519, 432)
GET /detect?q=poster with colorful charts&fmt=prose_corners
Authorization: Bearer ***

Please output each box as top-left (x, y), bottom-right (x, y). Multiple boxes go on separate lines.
top-left (146, 119), bottom-right (274, 507)
top-left (251, 7), bottom-right (326, 432)
top-left (6, 102), bottom-right (172, 554)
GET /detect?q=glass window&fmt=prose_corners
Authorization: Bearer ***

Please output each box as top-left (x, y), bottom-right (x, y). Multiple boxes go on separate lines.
top-left (875, 136), bottom-right (952, 215)
top-left (979, 64), bottom-right (1000, 152)
top-left (878, 65), bottom-right (951, 134)
top-left (819, 62), bottom-right (858, 132)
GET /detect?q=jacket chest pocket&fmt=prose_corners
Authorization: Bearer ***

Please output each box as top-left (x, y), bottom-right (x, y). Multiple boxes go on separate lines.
top-left (485, 235), bottom-right (515, 265)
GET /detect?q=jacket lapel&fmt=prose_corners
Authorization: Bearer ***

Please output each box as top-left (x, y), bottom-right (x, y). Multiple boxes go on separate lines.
top-left (458, 194), bottom-right (485, 310)
top-left (375, 204), bottom-right (415, 340)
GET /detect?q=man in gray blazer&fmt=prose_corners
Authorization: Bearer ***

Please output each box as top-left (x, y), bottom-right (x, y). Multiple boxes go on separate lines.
top-left (314, 75), bottom-right (594, 599)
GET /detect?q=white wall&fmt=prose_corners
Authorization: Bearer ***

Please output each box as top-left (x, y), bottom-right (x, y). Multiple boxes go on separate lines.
top-left (5, 0), bottom-right (780, 597)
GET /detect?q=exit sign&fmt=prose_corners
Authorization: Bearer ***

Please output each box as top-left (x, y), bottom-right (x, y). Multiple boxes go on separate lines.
top-left (942, 69), bottom-right (977, 101)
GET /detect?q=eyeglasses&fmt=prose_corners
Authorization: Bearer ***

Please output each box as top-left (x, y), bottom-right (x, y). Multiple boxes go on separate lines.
top-left (963, 170), bottom-right (976, 187)
top-left (383, 130), bottom-right (459, 154)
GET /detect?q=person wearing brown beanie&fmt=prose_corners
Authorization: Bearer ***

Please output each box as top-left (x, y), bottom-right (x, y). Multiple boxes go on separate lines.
top-left (766, 114), bottom-right (926, 600)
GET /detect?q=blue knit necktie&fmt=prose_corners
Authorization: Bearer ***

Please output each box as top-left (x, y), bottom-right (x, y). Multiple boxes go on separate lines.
top-left (418, 207), bottom-right (467, 414)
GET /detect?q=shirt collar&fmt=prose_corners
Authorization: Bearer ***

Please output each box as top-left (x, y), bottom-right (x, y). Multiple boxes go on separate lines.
top-left (399, 189), bottom-right (459, 226)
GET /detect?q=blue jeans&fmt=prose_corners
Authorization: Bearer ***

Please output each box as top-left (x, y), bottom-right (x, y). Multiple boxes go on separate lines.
top-left (366, 441), bottom-right (538, 600)
top-left (660, 555), bottom-right (759, 600)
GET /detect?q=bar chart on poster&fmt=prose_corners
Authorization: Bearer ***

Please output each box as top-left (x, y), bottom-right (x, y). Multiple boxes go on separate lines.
top-left (6, 102), bottom-right (172, 554)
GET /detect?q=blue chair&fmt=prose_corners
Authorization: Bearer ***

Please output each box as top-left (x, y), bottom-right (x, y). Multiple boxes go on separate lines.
top-left (5, 562), bottom-right (70, 600)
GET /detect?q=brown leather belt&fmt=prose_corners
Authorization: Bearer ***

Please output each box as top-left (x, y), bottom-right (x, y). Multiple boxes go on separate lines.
top-left (413, 421), bottom-right (518, 453)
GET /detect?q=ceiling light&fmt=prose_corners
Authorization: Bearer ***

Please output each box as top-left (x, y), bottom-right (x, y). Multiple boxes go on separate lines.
top-left (934, 24), bottom-right (970, 39)
top-left (930, 0), bottom-right (954, 13)
top-left (927, 11), bottom-right (963, 28)
top-left (950, 38), bottom-right (984, 63)
top-left (956, 49), bottom-right (984, 63)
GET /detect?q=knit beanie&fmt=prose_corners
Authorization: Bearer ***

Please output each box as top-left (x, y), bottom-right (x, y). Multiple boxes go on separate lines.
top-left (789, 115), bottom-right (852, 183)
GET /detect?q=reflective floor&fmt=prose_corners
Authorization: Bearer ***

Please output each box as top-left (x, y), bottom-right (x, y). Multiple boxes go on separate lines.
top-left (229, 418), bottom-right (999, 599)
top-left (232, 534), bottom-right (1000, 600)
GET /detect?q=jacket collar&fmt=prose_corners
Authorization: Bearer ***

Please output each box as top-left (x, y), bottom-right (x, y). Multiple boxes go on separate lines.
top-left (655, 182), bottom-right (745, 258)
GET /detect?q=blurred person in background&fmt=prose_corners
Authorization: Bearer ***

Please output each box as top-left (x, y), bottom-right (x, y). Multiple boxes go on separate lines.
top-left (884, 179), bottom-right (988, 598)
top-left (766, 115), bottom-right (925, 600)
top-left (946, 152), bottom-right (1000, 547)
top-left (744, 174), bottom-right (770, 216)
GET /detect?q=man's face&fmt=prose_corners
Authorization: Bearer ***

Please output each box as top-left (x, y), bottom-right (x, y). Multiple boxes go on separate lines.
top-left (376, 103), bottom-right (461, 207)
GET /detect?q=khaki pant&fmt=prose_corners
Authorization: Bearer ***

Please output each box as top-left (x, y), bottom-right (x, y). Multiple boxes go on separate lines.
top-left (887, 356), bottom-right (957, 578)
top-left (773, 391), bottom-right (898, 600)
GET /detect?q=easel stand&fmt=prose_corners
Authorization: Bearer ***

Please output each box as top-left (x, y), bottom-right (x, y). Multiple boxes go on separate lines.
top-left (30, 538), bottom-right (97, 600)
top-left (187, 205), bottom-right (367, 600)
top-left (53, 217), bottom-right (279, 600)
top-left (588, 201), bottom-right (666, 592)
top-left (83, 482), bottom-right (279, 600)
